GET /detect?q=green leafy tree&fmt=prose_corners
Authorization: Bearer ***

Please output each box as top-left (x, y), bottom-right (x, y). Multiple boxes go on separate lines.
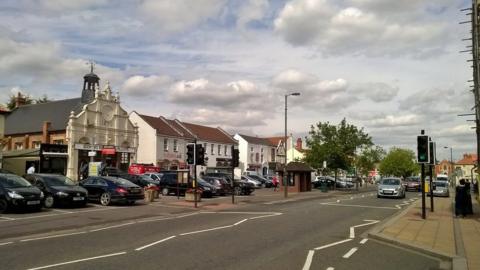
top-left (35, 95), bottom-right (52, 104)
top-left (379, 148), bottom-right (419, 178)
top-left (356, 146), bottom-right (385, 177)
top-left (304, 118), bottom-right (373, 180)
top-left (4, 93), bottom-right (52, 110)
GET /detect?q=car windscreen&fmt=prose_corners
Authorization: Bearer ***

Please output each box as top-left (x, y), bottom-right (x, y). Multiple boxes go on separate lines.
top-left (436, 177), bottom-right (448, 181)
top-left (407, 177), bottom-right (420, 182)
top-left (435, 182), bottom-right (448, 187)
top-left (381, 179), bottom-right (400, 185)
top-left (43, 175), bottom-right (76, 186)
top-left (198, 179), bottom-right (209, 185)
top-left (0, 174), bottom-right (32, 188)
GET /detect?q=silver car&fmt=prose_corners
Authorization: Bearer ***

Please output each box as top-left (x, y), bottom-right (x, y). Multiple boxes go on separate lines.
top-left (377, 178), bottom-right (405, 198)
top-left (432, 181), bottom-right (449, 197)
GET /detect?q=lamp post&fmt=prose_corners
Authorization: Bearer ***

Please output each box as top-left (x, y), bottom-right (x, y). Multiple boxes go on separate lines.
top-left (444, 146), bottom-right (454, 187)
top-left (284, 92), bottom-right (300, 198)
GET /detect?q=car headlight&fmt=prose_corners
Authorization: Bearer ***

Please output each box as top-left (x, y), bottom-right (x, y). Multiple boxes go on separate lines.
top-left (378, 188), bottom-right (383, 192)
top-left (40, 191), bottom-right (44, 198)
top-left (7, 191), bottom-right (24, 199)
top-left (56, 191), bottom-right (69, 197)
top-left (395, 187), bottom-right (399, 191)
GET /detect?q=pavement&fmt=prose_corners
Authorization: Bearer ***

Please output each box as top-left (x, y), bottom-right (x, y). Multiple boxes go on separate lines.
top-left (369, 189), bottom-right (480, 270)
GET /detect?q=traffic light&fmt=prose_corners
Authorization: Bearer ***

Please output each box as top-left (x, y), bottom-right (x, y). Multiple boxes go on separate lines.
top-left (186, 144), bottom-right (195, 165)
top-left (232, 148), bottom-right (239, 167)
top-left (417, 135), bottom-right (430, 163)
top-left (429, 141), bottom-right (436, 165)
top-left (196, 144), bottom-right (205, 166)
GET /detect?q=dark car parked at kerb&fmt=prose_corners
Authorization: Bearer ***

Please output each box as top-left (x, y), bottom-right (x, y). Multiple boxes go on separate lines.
top-left (80, 176), bottom-right (144, 206)
top-left (157, 172), bottom-right (189, 196)
top-left (24, 174), bottom-right (88, 208)
top-left (0, 173), bottom-right (44, 213)
top-left (115, 173), bottom-right (160, 190)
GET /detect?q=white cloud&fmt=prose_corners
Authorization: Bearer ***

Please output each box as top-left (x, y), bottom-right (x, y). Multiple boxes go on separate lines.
top-left (121, 75), bottom-right (172, 96)
top-left (369, 114), bottom-right (420, 127)
top-left (237, 0), bottom-right (269, 29)
top-left (175, 108), bottom-right (267, 127)
top-left (354, 82), bottom-right (399, 102)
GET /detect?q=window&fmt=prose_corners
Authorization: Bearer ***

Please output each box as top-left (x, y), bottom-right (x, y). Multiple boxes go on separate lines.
top-left (271, 148), bottom-right (276, 162)
top-left (250, 153), bottom-right (254, 162)
top-left (261, 148), bottom-right (263, 153)
top-left (173, 140), bottom-right (178, 152)
top-left (211, 144), bottom-right (214, 155)
top-left (255, 153), bottom-right (259, 162)
top-left (224, 145), bottom-right (228, 156)
top-left (204, 143), bottom-right (207, 152)
top-left (164, 138), bottom-right (168, 152)
top-left (218, 145), bottom-right (221, 155)
top-left (53, 139), bottom-right (64, 144)
top-left (14, 142), bottom-right (23, 150)
top-left (121, 153), bottom-right (129, 164)
top-left (32, 141), bottom-right (41, 149)
top-left (261, 154), bottom-right (264, 163)
top-left (250, 147), bottom-right (253, 152)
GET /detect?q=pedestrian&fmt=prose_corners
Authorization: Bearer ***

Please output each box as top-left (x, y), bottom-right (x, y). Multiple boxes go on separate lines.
top-left (465, 179), bottom-right (473, 215)
top-left (455, 179), bottom-right (468, 217)
top-left (27, 164), bottom-right (35, 174)
top-left (272, 175), bottom-right (278, 191)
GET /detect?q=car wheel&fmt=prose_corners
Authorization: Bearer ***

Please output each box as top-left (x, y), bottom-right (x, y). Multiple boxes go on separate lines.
top-left (162, 188), bottom-right (169, 196)
top-left (43, 195), bottom-right (54, 208)
top-left (234, 187), bottom-right (242, 196)
top-left (127, 200), bottom-right (135, 205)
top-left (0, 199), bottom-right (8, 214)
top-left (100, 192), bottom-right (111, 206)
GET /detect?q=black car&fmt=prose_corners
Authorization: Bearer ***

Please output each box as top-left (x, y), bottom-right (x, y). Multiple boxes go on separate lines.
top-left (233, 179), bottom-right (255, 195)
top-left (80, 176), bottom-right (144, 206)
top-left (23, 174), bottom-right (88, 208)
top-left (115, 173), bottom-right (160, 189)
top-left (0, 173), bottom-right (44, 213)
top-left (202, 176), bottom-right (232, 195)
top-left (196, 178), bottom-right (217, 198)
top-left (158, 173), bottom-right (189, 196)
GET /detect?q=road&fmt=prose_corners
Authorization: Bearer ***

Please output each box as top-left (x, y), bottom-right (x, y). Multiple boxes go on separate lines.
top-left (0, 190), bottom-right (444, 270)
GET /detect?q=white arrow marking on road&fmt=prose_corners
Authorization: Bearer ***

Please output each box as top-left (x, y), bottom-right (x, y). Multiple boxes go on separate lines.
top-left (26, 252), bottom-right (127, 270)
top-left (302, 250), bottom-right (315, 270)
top-left (350, 220), bottom-right (379, 238)
top-left (135, 236), bottom-right (176, 251)
top-left (343, 247), bottom-right (358, 258)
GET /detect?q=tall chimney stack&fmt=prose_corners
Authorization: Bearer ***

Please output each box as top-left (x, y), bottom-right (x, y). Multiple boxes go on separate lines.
top-left (15, 92), bottom-right (26, 108)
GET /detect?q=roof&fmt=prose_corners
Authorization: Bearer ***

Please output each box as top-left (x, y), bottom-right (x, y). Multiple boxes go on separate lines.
top-left (278, 162), bottom-right (314, 172)
top-left (181, 121), bottom-right (236, 144)
top-left (138, 114), bottom-right (184, 137)
top-left (265, 136), bottom-right (284, 146)
top-left (166, 119), bottom-right (195, 139)
top-left (238, 134), bottom-right (275, 146)
top-left (5, 98), bottom-right (83, 135)
top-left (0, 107), bottom-right (10, 114)
top-left (456, 154), bottom-right (477, 165)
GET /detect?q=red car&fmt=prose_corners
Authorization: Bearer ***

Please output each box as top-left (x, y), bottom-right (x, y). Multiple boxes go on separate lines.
top-left (405, 176), bottom-right (421, 191)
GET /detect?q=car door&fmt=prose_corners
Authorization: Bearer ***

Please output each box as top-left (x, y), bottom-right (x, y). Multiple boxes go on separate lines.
top-left (82, 178), bottom-right (101, 200)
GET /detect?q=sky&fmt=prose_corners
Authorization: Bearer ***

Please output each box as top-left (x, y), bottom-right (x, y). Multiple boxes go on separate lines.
top-left (0, 0), bottom-right (474, 161)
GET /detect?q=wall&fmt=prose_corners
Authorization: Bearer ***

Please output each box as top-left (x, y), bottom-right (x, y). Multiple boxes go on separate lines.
top-left (129, 112), bottom-right (157, 164)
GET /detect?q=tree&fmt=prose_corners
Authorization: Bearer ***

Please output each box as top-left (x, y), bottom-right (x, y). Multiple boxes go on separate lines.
top-left (379, 148), bottom-right (419, 178)
top-left (4, 93), bottom-right (52, 110)
top-left (304, 118), bottom-right (373, 179)
top-left (356, 146), bottom-right (385, 177)
top-left (35, 95), bottom-right (52, 104)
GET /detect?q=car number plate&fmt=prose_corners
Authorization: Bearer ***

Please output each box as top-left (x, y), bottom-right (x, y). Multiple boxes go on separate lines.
top-left (27, 200), bottom-right (40, 205)
top-left (73, 197), bottom-right (84, 201)
top-left (384, 191), bottom-right (393, 194)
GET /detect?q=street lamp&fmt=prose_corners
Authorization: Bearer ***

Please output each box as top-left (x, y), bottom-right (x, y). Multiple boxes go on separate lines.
top-left (284, 92), bottom-right (301, 198)
top-left (444, 146), bottom-right (454, 187)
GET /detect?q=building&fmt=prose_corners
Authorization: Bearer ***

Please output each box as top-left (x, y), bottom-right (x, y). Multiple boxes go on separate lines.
top-left (130, 112), bottom-right (237, 176)
top-left (2, 68), bottom-right (138, 180)
top-left (286, 137), bottom-right (306, 163)
top-left (0, 107), bottom-right (9, 168)
top-left (455, 153), bottom-right (478, 184)
top-left (435, 159), bottom-right (454, 177)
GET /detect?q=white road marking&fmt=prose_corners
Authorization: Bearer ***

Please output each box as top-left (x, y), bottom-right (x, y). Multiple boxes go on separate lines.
top-left (234, 219), bottom-right (248, 226)
top-left (350, 197), bottom-right (354, 199)
top-left (302, 250), bottom-right (315, 270)
top-left (361, 195), bottom-right (365, 198)
top-left (327, 267), bottom-right (335, 270)
top-left (90, 222), bottom-right (135, 232)
top-left (20, 231), bottom-right (87, 242)
top-left (0, 241), bottom-right (13, 246)
top-left (360, 238), bottom-right (368, 244)
top-left (175, 212), bottom-right (199, 218)
top-left (51, 209), bottom-right (73, 214)
top-left (314, 238), bottom-right (353, 250)
top-left (249, 213), bottom-right (282, 220)
top-left (135, 236), bottom-right (176, 251)
top-left (321, 203), bottom-right (397, 210)
top-left (0, 216), bottom-right (15, 221)
top-left (264, 199), bottom-right (295, 205)
top-left (395, 205), bottom-right (401, 209)
top-left (343, 247), bottom-right (358, 258)
top-left (180, 225), bottom-right (234, 236)
top-left (26, 251), bottom-right (126, 270)
top-left (336, 200), bottom-right (340, 203)
top-left (350, 220), bottom-right (379, 238)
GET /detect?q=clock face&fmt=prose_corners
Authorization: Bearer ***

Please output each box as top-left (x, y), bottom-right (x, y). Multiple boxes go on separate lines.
top-left (102, 105), bottom-right (114, 121)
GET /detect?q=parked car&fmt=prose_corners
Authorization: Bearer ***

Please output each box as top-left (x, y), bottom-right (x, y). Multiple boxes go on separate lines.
top-left (202, 176), bottom-right (231, 195)
top-left (377, 178), bottom-right (405, 198)
top-left (241, 175), bottom-right (262, 188)
top-left (114, 173), bottom-right (160, 191)
top-left (0, 173), bottom-right (44, 213)
top-left (312, 176), bottom-right (335, 189)
top-left (233, 179), bottom-right (255, 195)
top-left (336, 178), bottom-right (354, 188)
top-left (431, 181), bottom-right (450, 197)
top-left (128, 163), bottom-right (160, 175)
top-left (143, 172), bottom-right (163, 183)
top-left (405, 176), bottom-right (421, 192)
top-left (80, 176), bottom-right (144, 206)
top-left (247, 174), bottom-right (269, 187)
top-left (157, 172), bottom-right (189, 196)
top-left (196, 178), bottom-right (217, 198)
top-left (23, 174), bottom-right (88, 208)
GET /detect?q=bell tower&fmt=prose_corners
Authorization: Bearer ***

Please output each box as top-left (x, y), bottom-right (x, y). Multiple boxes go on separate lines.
top-left (81, 61), bottom-right (100, 104)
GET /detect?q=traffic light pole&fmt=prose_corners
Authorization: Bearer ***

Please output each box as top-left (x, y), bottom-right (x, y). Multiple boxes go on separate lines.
top-left (231, 157), bottom-right (235, 204)
top-left (421, 163), bottom-right (426, 219)
top-left (429, 164), bottom-right (434, 212)
top-left (194, 140), bottom-right (197, 209)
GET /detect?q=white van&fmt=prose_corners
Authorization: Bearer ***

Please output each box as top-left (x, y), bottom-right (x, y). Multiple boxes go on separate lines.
top-left (436, 174), bottom-right (448, 182)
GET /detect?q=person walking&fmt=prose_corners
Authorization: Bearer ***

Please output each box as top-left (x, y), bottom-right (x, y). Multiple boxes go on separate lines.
top-left (272, 175), bottom-right (278, 191)
top-left (455, 179), bottom-right (468, 217)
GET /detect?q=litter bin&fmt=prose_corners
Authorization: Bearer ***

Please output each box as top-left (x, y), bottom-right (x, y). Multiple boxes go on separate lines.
top-left (320, 182), bottom-right (328, 193)
top-left (144, 189), bottom-right (154, 203)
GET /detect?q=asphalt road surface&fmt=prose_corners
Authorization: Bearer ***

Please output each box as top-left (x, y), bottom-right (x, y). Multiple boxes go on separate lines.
top-left (0, 191), bottom-right (444, 270)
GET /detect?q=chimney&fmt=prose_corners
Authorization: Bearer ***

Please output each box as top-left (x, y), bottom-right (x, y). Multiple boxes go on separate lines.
top-left (296, 138), bottom-right (302, 150)
top-left (15, 92), bottom-right (26, 108)
top-left (42, 121), bottom-right (51, 143)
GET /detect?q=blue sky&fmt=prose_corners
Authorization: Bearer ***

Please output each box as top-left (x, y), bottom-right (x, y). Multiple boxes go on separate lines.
top-left (0, 0), bottom-right (474, 160)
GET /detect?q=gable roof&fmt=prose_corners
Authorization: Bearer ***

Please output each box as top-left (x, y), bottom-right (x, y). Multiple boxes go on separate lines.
top-left (265, 136), bottom-right (285, 147)
top-left (5, 98), bottom-right (83, 135)
top-left (181, 122), bottom-right (236, 144)
top-left (456, 154), bottom-right (477, 165)
top-left (138, 114), bottom-right (184, 138)
top-left (238, 134), bottom-right (274, 146)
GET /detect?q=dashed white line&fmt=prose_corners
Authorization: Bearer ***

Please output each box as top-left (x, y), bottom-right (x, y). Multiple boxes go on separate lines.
top-left (321, 203), bottom-right (397, 210)
top-left (0, 216), bottom-right (15, 221)
top-left (180, 225), bottom-right (234, 236)
top-left (350, 220), bottom-right (379, 238)
top-left (20, 231), bottom-right (87, 242)
top-left (51, 209), bottom-right (74, 214)
top-left (135, 236), bottom-right (176, 251)
top-left (26, 251), bottom-right (127, 270)
top-left (302, 250), bottom-right (315, 270)
top-left (314, 238), bottom-right (353, 250)
top-left (0, 241), bottom-right (13, 246)
top-left (360, 238), bottom-right (368, 244)
top-left (234, 219), bottom-right (248, 226)
top-left (327, 267), bottom-right (335, 270)
top-left (90, 222), bottom-right (135, 232)
top-left (342, 247), bottom-right (358, 258)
